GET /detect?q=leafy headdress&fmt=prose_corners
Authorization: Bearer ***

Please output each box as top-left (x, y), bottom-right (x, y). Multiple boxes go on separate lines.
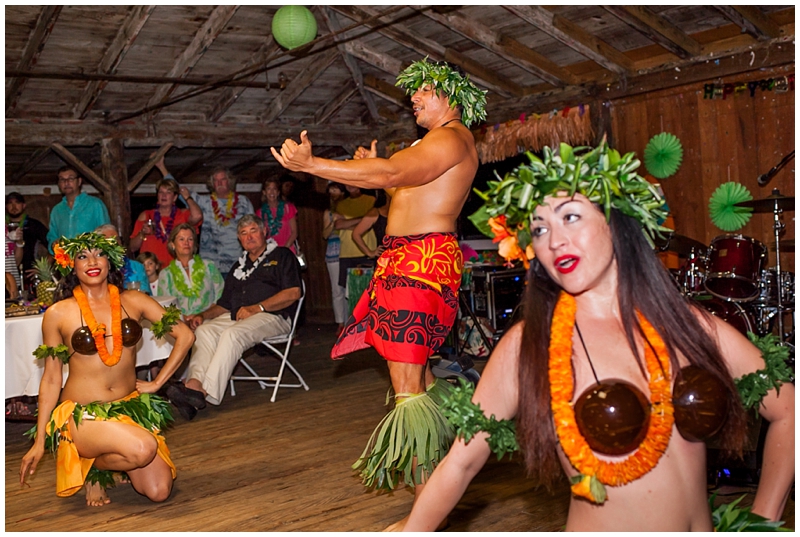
top-left (396, 57), bottom-right (488, 128)
top-left (53, 232), bottom-right (127, 276)
top-left (469, 140), bottom-right (672, 267)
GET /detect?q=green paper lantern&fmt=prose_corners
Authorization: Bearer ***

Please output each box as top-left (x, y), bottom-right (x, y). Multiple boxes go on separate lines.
top-left (708, 181), bottom-right (753, 232)
top-left (644, 132), bottom-right (683, 179)
top-left (272, 6), bottom-right (317, 50)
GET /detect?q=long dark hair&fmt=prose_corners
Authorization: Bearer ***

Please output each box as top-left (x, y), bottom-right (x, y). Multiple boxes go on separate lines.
top-left (54, 265), bottom-right (124, 302)
top-left (516, 209), bottom-right (747, 489)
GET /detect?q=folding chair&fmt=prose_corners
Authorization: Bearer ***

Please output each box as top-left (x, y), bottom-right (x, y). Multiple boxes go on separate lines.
top-left (229, 281), bottom-right (309, 402)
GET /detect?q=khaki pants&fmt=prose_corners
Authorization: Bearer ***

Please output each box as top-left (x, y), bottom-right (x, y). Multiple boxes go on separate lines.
top-left (186, 312), bottom-right (291, 405)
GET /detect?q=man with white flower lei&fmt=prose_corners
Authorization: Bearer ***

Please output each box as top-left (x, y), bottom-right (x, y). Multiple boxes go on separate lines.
top-left (171, 214), bottom-right (302, 416)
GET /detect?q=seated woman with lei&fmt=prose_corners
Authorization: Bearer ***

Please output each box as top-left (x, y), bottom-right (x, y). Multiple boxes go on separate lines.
top-left (19, 232), bottom-right (195, 507)
top-left (156, 223), bottom-right (224, 320)
top-left (397, 143), bottom-right (794, 531)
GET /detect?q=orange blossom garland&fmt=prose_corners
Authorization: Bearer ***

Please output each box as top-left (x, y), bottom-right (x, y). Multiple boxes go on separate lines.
top-left (72, 284), bottom-right (123, 367)
top-left (549, 291), bottom-right (674, 503)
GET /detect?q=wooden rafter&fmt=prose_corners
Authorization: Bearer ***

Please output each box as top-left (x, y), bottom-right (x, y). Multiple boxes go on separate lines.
top-left (230, 149), bottom-right (272, 175)
top-left (127, 143), bottom-right (174, 192)
top-left (319, 8), bottom-right (381, 123)
top-left (363, 75), bottom-right (408, 108)
top-left (604, 6), bottom-right (701, 59)
top-left (716, 6), bottom-right (783, 41)
top-left (146, 5), bottom-right (239, 119)
top-left (314, 83), bottom-right (357, 125)
top-left (420, 9), bottom-right (578, 86)
top-left (206, 37), bottom-right (280, 123)
top-left (50, 143), bottom-right (110, 192)
top-left (177, 149), bottom-right (231, 180)
top-left (9, 147), bottom-right (51, 183)
top-left (74, 5), bottom-right (156, 119)
top-left (260, 49), bottom-right (339, 124)
top-left (5, 6), bottom-right (63, 114)
top-left (330, 5), bottom-right (522, 98)
top-left (6, 119), bottom-right (416, 148)
top-left (504, 6), bottom-right (633, 75)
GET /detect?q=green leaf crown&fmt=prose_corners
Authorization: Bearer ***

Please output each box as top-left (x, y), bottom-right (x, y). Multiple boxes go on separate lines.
top-left (55, 232), bottom-right (127, 276)
top-left (396, 57), bottom-right (488, 128)
top-left (471, 140), bottom-right (672, 256)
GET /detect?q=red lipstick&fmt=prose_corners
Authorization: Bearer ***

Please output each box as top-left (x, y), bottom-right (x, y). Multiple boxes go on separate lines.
top-left (554, 255), bottom-right (579, 274)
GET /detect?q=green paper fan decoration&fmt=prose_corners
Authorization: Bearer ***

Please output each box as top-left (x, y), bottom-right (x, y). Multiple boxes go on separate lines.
top-left (709, 181), bottom-right (753, 231)
top-left (644, 132), bottom-right (683, 179)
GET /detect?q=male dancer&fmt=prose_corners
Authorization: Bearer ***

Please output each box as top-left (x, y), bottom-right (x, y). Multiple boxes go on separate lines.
top-left (272, 58), bottom-right (486, 528)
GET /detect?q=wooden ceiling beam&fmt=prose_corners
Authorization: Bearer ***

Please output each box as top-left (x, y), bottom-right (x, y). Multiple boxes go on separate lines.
top-left (603, 6), bottom-right (701, 59)
top-left (6, 6), bottom-right (63, 114)
top-left (7, 119), bottom-right (416, 148)
top-left (363, 75), bottom-right (408, 108)
top-left (9, 147), bottom-right (52, 183)
top-left (230, 149), bottom-right (272, 175)
top-left (206, 37), bottom-right (280, 123)
top-left (176, 149), bottom-right (231, 180)
top-left (330, 5), bottom-right (521, 98)
top-left (145, 5), bottom-right (239, 119)
top-left (260, 49), bottom-right (339, 123)
top-left (420, 9), bottom-right (578, 86)
top-left (319, 8), bottom-right (382, 123)
top-left (74, 5), bottom-right (156, 119)
top-left (127, 143), bottom-right (174, 192)
top-left (715, 6), bottom-right (783, 41)
top-left (504, 6), bottom-right (633, 75)
top-left (314, 83), bottom-right (357, 125)
top-left (50, 142), bottom-right (110, 192)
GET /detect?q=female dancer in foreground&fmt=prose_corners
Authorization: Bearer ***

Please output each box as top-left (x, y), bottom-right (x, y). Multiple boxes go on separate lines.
top-left (399, 143), bottom-right (794, 531)
top-left (20, 232), bottom-right (195, 506)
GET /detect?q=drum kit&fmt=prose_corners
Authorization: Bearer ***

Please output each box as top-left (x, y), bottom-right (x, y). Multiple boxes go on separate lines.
top-left (664, 189), bottom-right (795, 349)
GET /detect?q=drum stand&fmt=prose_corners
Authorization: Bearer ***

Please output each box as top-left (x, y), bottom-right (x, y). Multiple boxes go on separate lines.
top-left (770, 196), bottom-right (788, 344)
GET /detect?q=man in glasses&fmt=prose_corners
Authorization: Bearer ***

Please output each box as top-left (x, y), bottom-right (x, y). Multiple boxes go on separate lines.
top-left (46, 166), bottom-right (111, 251)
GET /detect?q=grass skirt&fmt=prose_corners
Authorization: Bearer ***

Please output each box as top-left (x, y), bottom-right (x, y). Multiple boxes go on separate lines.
top-left (353, 379), bottom-right (455, 491)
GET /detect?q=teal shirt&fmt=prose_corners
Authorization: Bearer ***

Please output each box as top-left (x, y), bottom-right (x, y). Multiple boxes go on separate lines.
top-left (47, 192), bottom-right (111, 251)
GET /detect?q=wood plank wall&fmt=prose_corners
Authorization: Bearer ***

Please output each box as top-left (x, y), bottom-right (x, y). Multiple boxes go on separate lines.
top-left (611, 65), bottom-right (795, 270)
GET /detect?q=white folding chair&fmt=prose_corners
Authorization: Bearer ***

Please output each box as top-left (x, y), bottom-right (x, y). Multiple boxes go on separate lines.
top-left (229, 281), bottom-right (309, 402)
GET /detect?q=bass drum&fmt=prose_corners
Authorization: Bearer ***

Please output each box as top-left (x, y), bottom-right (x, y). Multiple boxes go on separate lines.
top-left (704, 234), bottom-right (766, 301)
top-left (695, 295), bottom-right (756, 336)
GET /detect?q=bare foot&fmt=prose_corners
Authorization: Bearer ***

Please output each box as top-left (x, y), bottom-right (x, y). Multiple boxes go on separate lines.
top-left (114, 472), bottom-right (130, 485)
top-left (84, 481), bottom-right (111, 507)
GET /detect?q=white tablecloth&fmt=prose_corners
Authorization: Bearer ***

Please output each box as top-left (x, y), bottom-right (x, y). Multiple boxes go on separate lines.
top-left (5, 296), bottom-right (177, 398)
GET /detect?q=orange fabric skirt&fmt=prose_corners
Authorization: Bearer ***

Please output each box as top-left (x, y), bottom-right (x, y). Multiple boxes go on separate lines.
top-left (47, 391), bottom-right (176, 497)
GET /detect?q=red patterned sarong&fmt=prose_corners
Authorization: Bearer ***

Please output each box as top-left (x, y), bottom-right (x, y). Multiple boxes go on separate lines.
top-left (332, 233), bottom-right (462, 365)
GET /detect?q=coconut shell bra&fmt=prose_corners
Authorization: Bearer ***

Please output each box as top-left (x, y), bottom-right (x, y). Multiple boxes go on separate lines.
top-left (70, 310), bottom-right (142, 355)
top-left (573, 323), bottom-right (731, 454)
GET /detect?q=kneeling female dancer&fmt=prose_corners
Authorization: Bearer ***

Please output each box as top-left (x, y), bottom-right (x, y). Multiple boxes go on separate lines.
top-left (399, 142), bottom-right (794, 531)
top-left (20, 232), bottom-right (195, 506)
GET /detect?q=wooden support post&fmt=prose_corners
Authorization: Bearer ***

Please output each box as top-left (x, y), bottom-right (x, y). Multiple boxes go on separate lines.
top-left (590, 101), bottom-right (613, 148)
top-left (50, 143), bottom-right (110, 192)
top-left (101, 138), bottom-right (132, 247)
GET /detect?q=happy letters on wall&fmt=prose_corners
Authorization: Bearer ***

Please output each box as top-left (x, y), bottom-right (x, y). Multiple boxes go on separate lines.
top-left (703, 74), bottom-right (794, 100)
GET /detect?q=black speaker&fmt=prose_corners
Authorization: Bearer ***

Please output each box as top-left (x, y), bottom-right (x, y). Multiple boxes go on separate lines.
top-left (470, 267), bottom-right (526, 331)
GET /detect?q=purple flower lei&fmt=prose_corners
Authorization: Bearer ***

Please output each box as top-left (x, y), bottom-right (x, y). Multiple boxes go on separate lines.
top-left (153, 205), bottom-right (177, 243)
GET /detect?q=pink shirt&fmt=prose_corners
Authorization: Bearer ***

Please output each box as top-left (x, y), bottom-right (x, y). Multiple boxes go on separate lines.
top-left (256, 201), bottom-right (297, 253)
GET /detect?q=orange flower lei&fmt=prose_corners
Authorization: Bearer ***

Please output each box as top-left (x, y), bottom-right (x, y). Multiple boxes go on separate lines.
top-left (549, 292), bottom-right (674, 503)
top-left (72, 284), bottom-right (123, 367)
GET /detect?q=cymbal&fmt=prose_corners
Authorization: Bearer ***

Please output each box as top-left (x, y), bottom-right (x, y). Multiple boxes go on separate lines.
top-left (661, 233), bottom-right (707, 256)
top-left (735, 193), bottom-right (795, 213)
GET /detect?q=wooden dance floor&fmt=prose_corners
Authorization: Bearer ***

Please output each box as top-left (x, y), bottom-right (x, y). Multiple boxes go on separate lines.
top-left (5, 324), bottom-right (793, 531)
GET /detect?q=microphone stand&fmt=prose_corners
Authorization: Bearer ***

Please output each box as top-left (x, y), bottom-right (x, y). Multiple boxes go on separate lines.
top-left (758, 150), bottom-right (795, 187)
